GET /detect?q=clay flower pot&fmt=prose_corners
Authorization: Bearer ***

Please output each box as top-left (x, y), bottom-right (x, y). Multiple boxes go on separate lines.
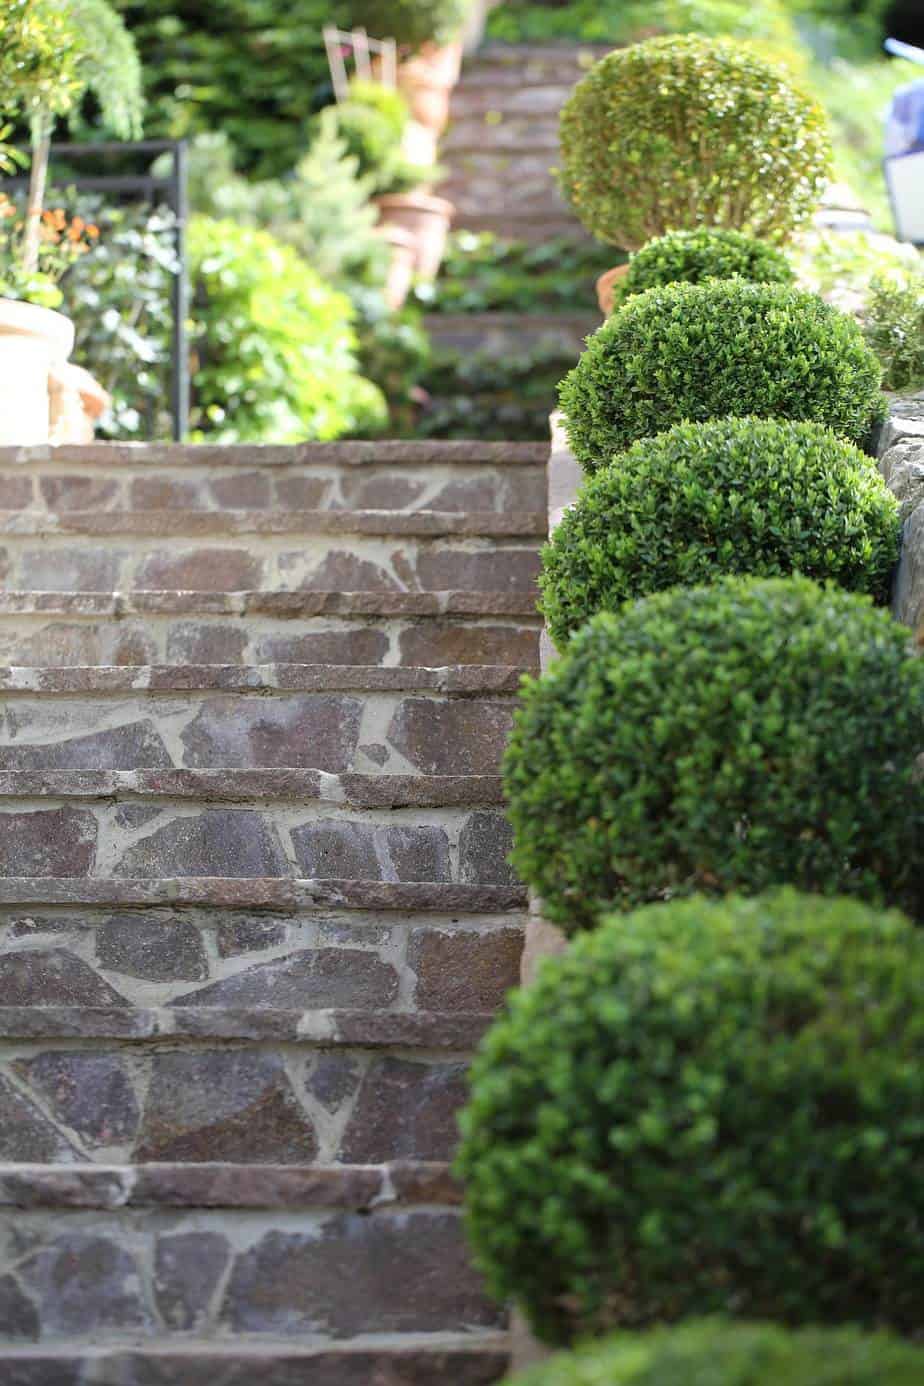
top-left (596, 263), bottom-right (630, 316)
top-left (396, 40), bottom-right (463, 134)
top-left (0, 298), bottom-right (74, 446)
top-left (375, 223), bottom-right (418, 310)
top-left (375, 192), bottom-right (455, 281)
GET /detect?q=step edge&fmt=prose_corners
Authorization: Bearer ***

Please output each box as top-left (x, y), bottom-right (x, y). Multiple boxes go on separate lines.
top-left (0, 508), bottom-right (547, 539)
top-left (0, 663), bottom-right (526, 695)
top-left (0, 878), bottom-right (528, 910)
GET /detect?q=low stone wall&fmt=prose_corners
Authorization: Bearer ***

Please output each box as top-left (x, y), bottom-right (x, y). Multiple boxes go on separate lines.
top-left (878, 392), bottom-right (924, 639)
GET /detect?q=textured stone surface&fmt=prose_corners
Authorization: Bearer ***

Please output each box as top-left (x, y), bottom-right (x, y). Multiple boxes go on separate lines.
top-left (96, 916), bottom-right (208, 982)
top-left (0, 722), bottom-right (172, 772)
top-left (220, 1212), bottom-right (501, 1336)
top-left (339, 1058), bottom-right (469, 1162)
top-left (0, 1273), bottom-right (39, 1340)
top-left (113, 811), bottom-right (288, 878)
top-left (136, 1052), bottom-right (317, 1163)
top-left (387, 698), bottom-right (514, 775)
top-left (18, 1233), bottom-right (152, 1336)
top-left (0, 1075), bottom-right (85, 1162)
top-left (12, 1052), bottom-right (139, 1149)
top-left (0, 808), bottom-right (97, 876)
top-left (0, 949), bottom-right (126, 1007)
top-left (459, 811), bottom-right (518, 886)
top-left (880, 395), bottom-right (924, 640)
top-left (169, 948), bottom-right (399, 1010)
top-left (409, 926), bottom-right (523, 1011)
top-left (180, 695), bottom-right (363, 771)
top-left (291, 820), bottom-right (451, 882)
top-left (154, 1231), bottom-right (232, 1331)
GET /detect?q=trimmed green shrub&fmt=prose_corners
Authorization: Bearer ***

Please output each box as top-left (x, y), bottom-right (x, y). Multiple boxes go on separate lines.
top-left (319, 81), bottom-right (435, 196)
top-left (347, 0), bottom-right (470, 48)
top-left (540, 418), bottom-right (900, 646)
top-left (618, 228), bottom-right (795, 303)
top-left (505, 1320), bottom-right (924, 1383)
top-left (504, 576), bottom-right (924, 929)
top-left (862, 273), bottom-right (924, 394)
top-left (559, 280), bottom-right (885, 472)
top-left (457, 889), bottom-right (924, 1344)
top-left (558, 36), bottom-right (831, 250)
top-left (188, 216), bottom-right (385, 442)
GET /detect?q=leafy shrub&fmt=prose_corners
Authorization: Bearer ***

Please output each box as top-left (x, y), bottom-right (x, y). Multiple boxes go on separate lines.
top-left (790, 229), bottom-right (922, 310)
top-left (188, 216), bottom-right (385, 442)
top-left (507, 1321), bottom-right (924, 1386)
top-left (319, 80), bottom-right (435, 196)
top-left (503, 576), bottom-right (924, 929)
top-left (540, 418), bottom-right (900, 646)
top-left (558, 36), bottom-right (831, 249)
top-left (862, 273), bottom-right (924, 394)
top-left (346, 0), bottom-right (470, 48)
top-left (559, 280), bottom-right (885, 472)
top-left (457, 889), bottom-right (924, 1344)
top-left (618, 228), bottom-right (794, 302)
top-left (417, 230), bottom-right (619, 314)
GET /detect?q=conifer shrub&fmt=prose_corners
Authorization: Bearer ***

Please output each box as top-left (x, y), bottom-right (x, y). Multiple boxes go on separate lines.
top-left (504, 577), bottom-right (924, 930)
top-left (618, 227), bottom-right (795, 302)
top-left (559, 280), bottom-right (885, 472)
top-left (457, 890), bottom-right (924, 1344)
top-left (540, 417), bottom-right (900, 646)
top-left (558, 36), bottom-right (831, 250)
top-left (504, 1320), bottom-right (924, 1383)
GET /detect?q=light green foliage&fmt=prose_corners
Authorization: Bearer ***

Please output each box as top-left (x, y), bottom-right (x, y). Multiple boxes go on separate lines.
top-left (618, 228), bottom-right (794, 303)
top-left (346, 0), bottom-right (470, 48)
top-left (458, 889), bottom-right (924, 1343)
top-left (503, 577), bottom-right (924, 929)
top-left (187, 216), bottom-right (385, 443)
top-left (540, 418), bottom-right (900, 647)
top-left (318, 81), bottom-right (435, 196)
top-left (558, 36), bottom-right (831, 250)
top-left (559, 280), bottom-right (885, 472)
top-left (862, 274), bottom-right (924, 394)
top-left (790, 229), bottom-right (922, 303)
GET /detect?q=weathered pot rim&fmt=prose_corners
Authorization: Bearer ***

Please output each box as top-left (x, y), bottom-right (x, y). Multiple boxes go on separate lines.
top-left (0, 297), bottom-right (74, 358)
top-left (374, 223), bottom-right (418, 250)
top-left (374, 192), bottom-right (455, 216)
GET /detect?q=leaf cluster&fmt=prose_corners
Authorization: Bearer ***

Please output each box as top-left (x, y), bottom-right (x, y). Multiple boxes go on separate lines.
top-left (617, 228), bottom-right (794, 305)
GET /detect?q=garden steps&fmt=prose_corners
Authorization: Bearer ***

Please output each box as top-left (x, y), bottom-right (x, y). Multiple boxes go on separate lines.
top-left (0, 437), bottom-right (544, 1380)
top-left (424, 311), bottom-right (598, 358)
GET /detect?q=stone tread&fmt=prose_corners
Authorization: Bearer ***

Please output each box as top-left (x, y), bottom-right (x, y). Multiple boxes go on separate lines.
top-left (0, 589), bottom-right (541, 616)
top-left (0, 508), bottom-right (545, 538)
top-left (0, 440), bottom-right (547, 466)
top-left (0, 662), bottom-right (523, 694)
top-left (0, 878), bottom-right (527, 911)
top-left (0, 1343), bottom-right (510, 1386)
top-left (0, 1163), bottom-right (461, 1208)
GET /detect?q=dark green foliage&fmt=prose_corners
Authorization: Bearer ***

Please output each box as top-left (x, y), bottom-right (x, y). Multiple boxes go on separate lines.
top-left (503, 576), bottom-right (924, 929)
top-left (418, 230), bottom-right (620, 314)
top-left (619, 228), bottom-right (795, 302)
top-left (558, 36), bottom-right (830, 249)
top-left (347, 0), bottom-right (470, 48)
top-left (540, 417), bottom-right (900, 646)
top-left (560, 280), bottom-right (885, 472)
top-left (507, 1319), bottom-right (924, 1383)
top-left (414, 340), bottom-right (581, 440)
top-left (457, 889), bottom-right (924, 1344)
top-left (862, 274), bottom-right (924, 394)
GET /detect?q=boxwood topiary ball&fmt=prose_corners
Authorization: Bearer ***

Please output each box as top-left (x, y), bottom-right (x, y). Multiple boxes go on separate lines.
top-left (620, 227), bottom-right (795, 301)
top-left (506, 1322), bottom-right (924, 1386)
top-left (559, 279), bottom-right (885, 472)
top-left (504, 576), bottom-right (924, 930)
top-left (457, 889), bottom-right (924, 1346)
top-left (540, 417), bottom-right (900, 647)
top-left (558, 35), bottom-right (831, 250)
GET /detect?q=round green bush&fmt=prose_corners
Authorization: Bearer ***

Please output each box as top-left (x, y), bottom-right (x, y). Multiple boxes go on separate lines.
top-left (558, 35), bottom-right (831, 250)
top-left (457, 889), bottom-right (924, 1344)
top-left (504, 577), bottom-right (924, 930)
top-left (559, 280), bottom-right (885, 473)
top-left (346, 0), bottom-right (470, 48)
top-left (618, 228), bottom-right (795, 303)
top-left (540, 418), bottom-right (900, 647)
top-left (505, 1320), bottom-right (924, 1384)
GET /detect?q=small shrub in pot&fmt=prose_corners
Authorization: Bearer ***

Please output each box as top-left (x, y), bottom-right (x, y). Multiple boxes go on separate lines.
top-left (457, 889), bottom-right (924, 1344)
top-left (619, 227), bottom-right (795, 301)
top-left (540, 417), bottom-right (900, 646)
top-left (558, 35), bottom-right (831, 250)
top-left (504, 576), bottom-right (924, 930)
top-left (559, 279), bottom-right (885, 472)
top-left (504, 1320), bottom-right (924, 1383)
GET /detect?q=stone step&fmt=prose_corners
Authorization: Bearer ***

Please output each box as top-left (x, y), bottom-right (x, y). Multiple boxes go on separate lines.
top-left (459, 41), bottom-right (609, 84)
top-left (0, 512), bottom-right (543, 594)
top-left (450, 81), bottom-right (578, 118)
top-left (451, 212), bottom-right (586, 243)
top-left (424, 312), bottom-right (597, 357)
top-left (441, 152), bottom-right (569, 219)
top-left (443, 113), bottom-right (560, 152)
top-left (0, 440), bottom-right (547, 516)
top-left (0, 664), bottom-right (520, 775)
top-left (0, 590), bottom-right (543, 669)
top-left (0, 1165), bottom-right (506, 1364)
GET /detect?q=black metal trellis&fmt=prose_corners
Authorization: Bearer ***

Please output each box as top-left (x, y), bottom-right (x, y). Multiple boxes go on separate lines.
top-left (6, 139), bottom-right (189, 440)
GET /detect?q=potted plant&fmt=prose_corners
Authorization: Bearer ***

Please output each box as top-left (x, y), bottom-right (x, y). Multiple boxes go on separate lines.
top-left (355, 0), bottom-right (472, 133)
top-left (0, 0), bottom-right (142, 445)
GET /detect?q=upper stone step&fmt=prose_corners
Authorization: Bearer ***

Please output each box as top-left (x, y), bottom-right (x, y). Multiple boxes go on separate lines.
top-left (0, 590), bottom-right (542, 669)
top-left (0, 440), bottom-right (548, 517)
top-left (0, 664), bottom-right (520, 775)
top-left (0, 510), bottom-right (544, 593)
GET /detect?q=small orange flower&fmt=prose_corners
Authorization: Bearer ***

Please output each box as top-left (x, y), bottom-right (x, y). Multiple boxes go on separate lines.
top-left (71, 215), bottom-right (84, 234)
top-left (86, 224), bottom-right (99, 238)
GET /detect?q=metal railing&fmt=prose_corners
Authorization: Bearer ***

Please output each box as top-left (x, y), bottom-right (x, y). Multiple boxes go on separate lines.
top-left (6, 139), bottom-right (188, 440)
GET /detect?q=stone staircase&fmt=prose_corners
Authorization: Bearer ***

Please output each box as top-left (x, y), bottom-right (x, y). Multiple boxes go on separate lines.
top-left (0, 439), bottom-right (546, 1383)
top-left (442, 43), bottom-right (610, 243)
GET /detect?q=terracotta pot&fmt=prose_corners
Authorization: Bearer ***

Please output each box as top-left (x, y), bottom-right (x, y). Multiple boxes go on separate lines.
top-left (396, 40), bottom-right (463, 134)
top-left (0, 298), bottom-right (74, 446)
top-left (375, 192), bottom-right (454, 281)
top-left (375, 224), bottom-right (418, 310)
top-left (48, 360), bottom-right (111, 445)
top-left (596, 263), bottom-right (630, 317)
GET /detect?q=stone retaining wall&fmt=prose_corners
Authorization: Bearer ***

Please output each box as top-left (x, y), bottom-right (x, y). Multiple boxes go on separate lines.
top-left (878, 392), bottom-right (924, 638)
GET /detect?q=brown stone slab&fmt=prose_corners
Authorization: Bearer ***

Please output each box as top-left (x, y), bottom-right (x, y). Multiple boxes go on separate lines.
top-left (0, 508), bottom-right (545, 538)
top-left (0, 663), bottom-right (524, 694)
top-left (0, 439), bottom-right (547, 466)
top-left (0, 588), bottom-right (542, 618)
